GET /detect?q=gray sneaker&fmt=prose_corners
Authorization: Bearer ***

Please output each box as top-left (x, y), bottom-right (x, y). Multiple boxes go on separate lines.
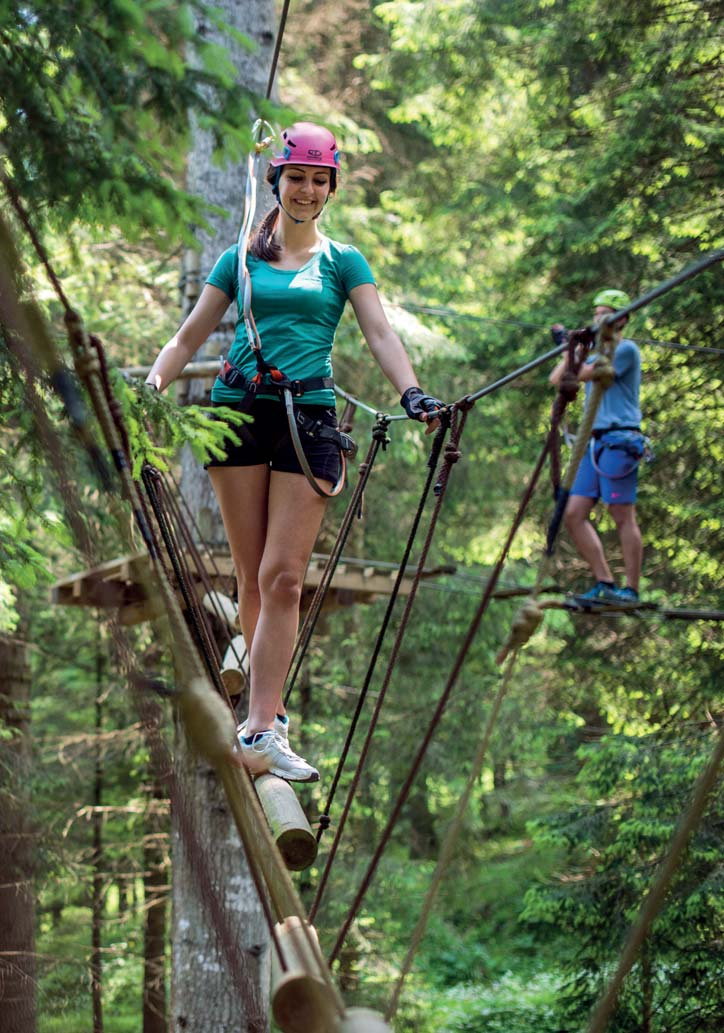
top-left (236, 730), bottom-right (319, 783)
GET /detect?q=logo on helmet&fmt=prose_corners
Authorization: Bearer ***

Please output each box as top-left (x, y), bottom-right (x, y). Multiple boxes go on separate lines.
top-left (307, 148), bottom-right (322, 158)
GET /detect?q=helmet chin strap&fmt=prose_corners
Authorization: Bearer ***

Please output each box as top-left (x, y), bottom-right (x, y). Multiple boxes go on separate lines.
top-left (272, 188), bottom-right (302, 224)
top-left (273, 190), bottom-right (327, 225)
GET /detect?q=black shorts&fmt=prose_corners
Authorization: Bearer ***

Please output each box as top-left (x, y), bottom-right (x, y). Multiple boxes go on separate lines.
top-left (205, 399), bottom-right (342, 484)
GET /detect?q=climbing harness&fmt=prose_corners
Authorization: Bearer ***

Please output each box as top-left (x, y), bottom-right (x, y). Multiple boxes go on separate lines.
top-left (589, 427), bottom-right (653, 479)
top-left (217, 356), bottom-right (357, 460)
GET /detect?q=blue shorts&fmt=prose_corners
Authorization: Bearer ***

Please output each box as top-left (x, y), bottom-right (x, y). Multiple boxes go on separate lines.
top-left (570, 431), bottom-right (643, 505)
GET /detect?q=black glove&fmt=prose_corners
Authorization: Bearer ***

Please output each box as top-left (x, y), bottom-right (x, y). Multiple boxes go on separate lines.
top-left (550, 324), bottom-right (568, 347)
top-left (400, 386), bottom-right (445, 422)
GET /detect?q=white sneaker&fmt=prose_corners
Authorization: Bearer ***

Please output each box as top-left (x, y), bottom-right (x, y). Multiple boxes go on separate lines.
top-left (237, 731), bottom-right (319, 783)
top-left (238, 714), bottom-right (289, 740)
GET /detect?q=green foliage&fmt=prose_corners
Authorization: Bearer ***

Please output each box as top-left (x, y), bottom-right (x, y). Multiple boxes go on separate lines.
top-left (111, 371), bottom-right (250, 473)
top-left (522, 731), bottom-right (724, 1030)
top-left (37, 902), bottom-right (146, 1033)
top-left (0, 336), bottom-right (75, 627)
top-left (0, 0), bottom-right (266, 239)
top-left (398, 971), bottom-right (561, 1033)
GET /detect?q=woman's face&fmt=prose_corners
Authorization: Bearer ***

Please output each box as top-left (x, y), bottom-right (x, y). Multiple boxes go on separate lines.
top-left (278, 164), bottom-right (332, 220)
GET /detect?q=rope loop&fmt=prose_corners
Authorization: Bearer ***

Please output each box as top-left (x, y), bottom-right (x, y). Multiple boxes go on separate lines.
top-left (372, 415), bottom-right (391, 446)
top-left (591, 355), bottom-right (615, 388)
top-left (456, 396), bottom-right (475, 413)
top-left (495, 599), bottom-right (544, 665)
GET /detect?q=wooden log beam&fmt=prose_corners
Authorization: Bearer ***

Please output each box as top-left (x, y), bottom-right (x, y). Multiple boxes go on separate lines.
top-left (254, 774), bottom-right (317, 872)
top-left (271, 917), bottom-right (333, 1033)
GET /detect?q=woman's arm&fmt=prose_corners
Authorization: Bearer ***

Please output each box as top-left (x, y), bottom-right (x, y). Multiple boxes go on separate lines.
top-left (146, 284), bottom-right (232, 391)
top-left (348, 283), bottom-right (419, 396)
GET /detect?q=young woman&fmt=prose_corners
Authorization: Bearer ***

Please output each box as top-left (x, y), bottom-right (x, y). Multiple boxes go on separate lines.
top-left (146, 122), bottom-right (443, 782)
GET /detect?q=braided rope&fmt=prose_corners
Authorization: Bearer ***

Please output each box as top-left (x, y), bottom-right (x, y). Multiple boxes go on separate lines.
top-left (325, 410), bottom-right (467, 955)
top-left (363, 337), bottom-right (604, 1008)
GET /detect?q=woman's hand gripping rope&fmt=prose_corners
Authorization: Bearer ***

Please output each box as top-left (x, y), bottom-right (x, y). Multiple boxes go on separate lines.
top-left (400, 386), bottom-right (448, 434)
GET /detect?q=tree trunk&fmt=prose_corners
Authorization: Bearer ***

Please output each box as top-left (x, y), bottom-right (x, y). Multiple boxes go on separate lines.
top-left (171, 723), bottom-right (268, 1033)
top-left (0, 633), bottom-right (37, 1033)
top-left (640, 941), bottom-right (653, 1033)
top-left (143, 780), bottom-right (168, 1033)
top-left (171, 5), bottom-right (276, 1029)
top-left (91, 650), bottom-right (104, 1033)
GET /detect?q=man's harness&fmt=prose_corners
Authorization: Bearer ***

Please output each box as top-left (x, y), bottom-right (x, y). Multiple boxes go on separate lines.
top-left (590, 426), bottom-right (651, 480)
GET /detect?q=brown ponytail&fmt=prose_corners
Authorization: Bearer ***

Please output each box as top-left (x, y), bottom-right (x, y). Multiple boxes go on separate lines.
top-left (249, 205), bottom-right (281, 262)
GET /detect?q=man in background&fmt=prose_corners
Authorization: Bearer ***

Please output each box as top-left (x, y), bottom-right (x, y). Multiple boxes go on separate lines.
top-left (550, 289), bottom-right (645, 605)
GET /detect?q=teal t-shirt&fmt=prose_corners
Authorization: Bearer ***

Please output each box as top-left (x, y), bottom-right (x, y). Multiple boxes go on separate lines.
top-left (207, 237), bottom-right (375, 406)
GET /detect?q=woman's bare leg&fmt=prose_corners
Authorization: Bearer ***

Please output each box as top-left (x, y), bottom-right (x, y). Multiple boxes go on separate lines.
top-left (207, 463), bottom-right (269, 705)
top-left (247, 471), bottom-right (328, 734)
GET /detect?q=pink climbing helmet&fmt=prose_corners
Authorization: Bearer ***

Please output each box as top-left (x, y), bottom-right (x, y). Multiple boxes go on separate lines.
top-left (269, 122), bottom-right (341, 171)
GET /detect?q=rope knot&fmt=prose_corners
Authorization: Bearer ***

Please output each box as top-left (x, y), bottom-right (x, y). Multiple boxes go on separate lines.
top-left (591, 356), bottom-right (615, 389)
top-left (495, 599), bottom-right (544, 665)
top-left (457, 396), bottom-right (475, 412)
top-left (64, 308), bottom-right (82, 331)
top-left (318, 813), bottom-right (331, 832)
top-left (559, 370), bottom-right (580, 402)
top-left (372, 422), bottom-right (390, 445)
top-left (444, 443), bottom-right (462, 464)
top-left (75, 352), bottom-right (101, 380)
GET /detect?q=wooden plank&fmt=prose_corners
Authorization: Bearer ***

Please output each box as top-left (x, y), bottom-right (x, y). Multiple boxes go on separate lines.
top-left (53, 549), bottom-right (420, 618)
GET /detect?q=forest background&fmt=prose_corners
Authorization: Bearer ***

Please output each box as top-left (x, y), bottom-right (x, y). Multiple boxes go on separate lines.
top-left (1, 1), bottom-right (723, 1032)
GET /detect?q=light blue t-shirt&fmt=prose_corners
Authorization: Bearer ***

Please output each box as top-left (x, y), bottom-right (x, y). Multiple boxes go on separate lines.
top-left (585, 339), bottom-right (642, 430)
top-left (207, 237), bottom-right (375, 406)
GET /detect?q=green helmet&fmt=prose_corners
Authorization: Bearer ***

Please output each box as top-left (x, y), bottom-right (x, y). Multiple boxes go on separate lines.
top-left (593, 288), bottom-right (630, 310)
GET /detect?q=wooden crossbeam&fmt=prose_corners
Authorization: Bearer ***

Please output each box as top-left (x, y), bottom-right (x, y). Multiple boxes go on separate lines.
top-left (51, 550), bottom-right (450, 625)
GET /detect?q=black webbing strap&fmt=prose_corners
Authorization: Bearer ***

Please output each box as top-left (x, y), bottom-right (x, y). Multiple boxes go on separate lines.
top-left (219, 358), bottom-right (347, 497)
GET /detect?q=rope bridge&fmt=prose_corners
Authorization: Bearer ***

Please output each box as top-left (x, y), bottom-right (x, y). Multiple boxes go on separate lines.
top-left (2, 42), bottom-right (723, 1025)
